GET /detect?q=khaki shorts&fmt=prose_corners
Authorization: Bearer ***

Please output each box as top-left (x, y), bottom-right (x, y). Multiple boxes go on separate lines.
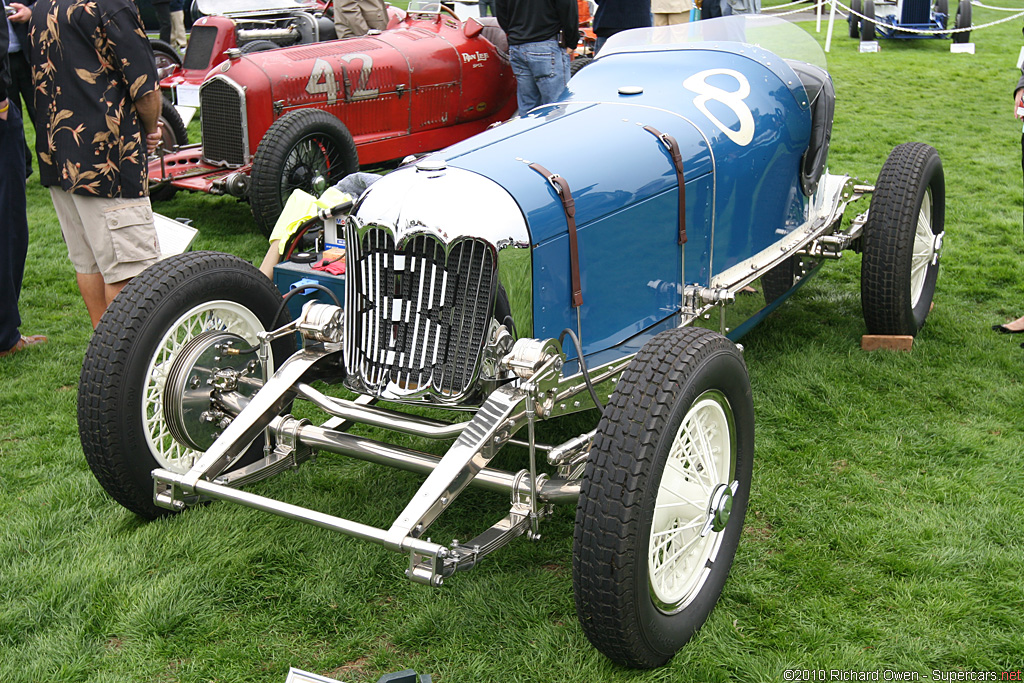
top-left (50, 188), bottom-right (161, 284)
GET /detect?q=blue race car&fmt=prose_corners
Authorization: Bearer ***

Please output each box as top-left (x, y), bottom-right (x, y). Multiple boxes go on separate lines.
top-left (79, 16), bottom-right (944, 669)
top-left (849, 0), bottom-right (972, 43)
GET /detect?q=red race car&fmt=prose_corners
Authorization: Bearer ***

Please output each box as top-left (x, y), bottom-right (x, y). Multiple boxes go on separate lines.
top-left (151, 1), bottom-right (516, 234)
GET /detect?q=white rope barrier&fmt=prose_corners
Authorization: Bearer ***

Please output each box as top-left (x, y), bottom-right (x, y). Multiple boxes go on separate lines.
top-left (767, 4), bottom-right (828, 16)
top-left (761, 0), bottom-right (819, 11)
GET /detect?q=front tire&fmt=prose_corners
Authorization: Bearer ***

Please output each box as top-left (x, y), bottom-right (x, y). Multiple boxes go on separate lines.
top-left (250, 109), bottom-right (359, 237)
top-left (861, 143), bottom-right (944, 337)
top-left (78, 252), bottom-right (294, 519)
top-left (158, 96), bottom-right (188, 150)
top-left (953, 0), bottom-right (971, 43)
top-left (934, 0), bottom-right (948, 29)
top-left (573, 327), bottom-right (754, 669)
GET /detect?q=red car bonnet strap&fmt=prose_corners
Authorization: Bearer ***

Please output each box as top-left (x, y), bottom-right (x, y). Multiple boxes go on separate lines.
top-left (642, 125), bottom-right (687, 245)
top-left (529, 162), bottom-right (583, 309)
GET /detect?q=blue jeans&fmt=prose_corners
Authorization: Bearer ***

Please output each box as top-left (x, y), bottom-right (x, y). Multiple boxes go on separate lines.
top-left (509, 39), bottom-right (570, 117)
top-left (478, 0), bottom-right (495, 16)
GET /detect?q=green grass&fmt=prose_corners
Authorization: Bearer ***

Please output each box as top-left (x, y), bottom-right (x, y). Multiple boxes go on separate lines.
top-left (4, 10), bottom-right (1024, 683)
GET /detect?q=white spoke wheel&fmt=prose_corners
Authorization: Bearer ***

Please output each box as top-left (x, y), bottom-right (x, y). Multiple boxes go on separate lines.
top-left (573, 327), bottom-right (753, 669)
top-left (142, 301), bottom-right (265, 472)
top-left (78, 252), bottom-right (294, 519)
top-left (861, 143), bottom-right (944, 337)
top-left (649, 392), bottom-right (735, 609)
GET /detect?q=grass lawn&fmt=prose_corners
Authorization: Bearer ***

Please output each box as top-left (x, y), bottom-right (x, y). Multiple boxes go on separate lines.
top-left (3, 7), bottom-right (1024, 683)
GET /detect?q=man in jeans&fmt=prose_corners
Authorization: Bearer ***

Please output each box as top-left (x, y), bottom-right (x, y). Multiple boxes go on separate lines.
top-left (496, 0), bottom-right (577, 117)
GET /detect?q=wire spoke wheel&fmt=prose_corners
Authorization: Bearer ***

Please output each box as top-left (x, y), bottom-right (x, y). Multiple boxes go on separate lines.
top-left (649, 392), bottom-right (735, 611)
top-left (78, 252), bottom-right (294, 519)
top-left (280, 134), bottom-right (341, 204)
top-left (573, 327), bottom-right (753, 669)
top-left (142, 301), bottom-right (265, 473)
top-left (910, 187), bottom-right (935, 308)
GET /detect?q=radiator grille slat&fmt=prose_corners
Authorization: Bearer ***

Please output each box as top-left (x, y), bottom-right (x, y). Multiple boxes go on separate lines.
top-left (345, 226), bottom-right (496, 400)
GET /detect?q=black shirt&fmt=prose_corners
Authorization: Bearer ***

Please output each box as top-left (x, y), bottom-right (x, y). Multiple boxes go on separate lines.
top-left (495, 0), bottom-right (578, 47)
top-left (29, 0), bottom-right (158, 197)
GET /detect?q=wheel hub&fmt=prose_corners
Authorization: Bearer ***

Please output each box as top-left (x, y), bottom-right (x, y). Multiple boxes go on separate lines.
top-left (931, 231), bottom-right (944, 265)
top-left (702, 481), bottom-right (738, 536)
top-left (310, 173), bottom-right (328, 195)
top-left (289, 166), bottom-right (311, 187)
top-left (163, 330), bottom-right (263, 451)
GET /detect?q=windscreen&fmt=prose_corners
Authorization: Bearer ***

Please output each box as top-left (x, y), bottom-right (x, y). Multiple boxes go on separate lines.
top-left (600, 15), bottom-right (828, 97)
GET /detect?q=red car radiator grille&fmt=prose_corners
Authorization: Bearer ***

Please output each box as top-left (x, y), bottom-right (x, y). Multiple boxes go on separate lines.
top-left (200, 78), bottom-right (247, 167)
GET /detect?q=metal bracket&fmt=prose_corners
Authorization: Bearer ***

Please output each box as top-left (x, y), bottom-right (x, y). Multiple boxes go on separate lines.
top-left (683, 285), bottom-right (735, 315)
top-left (175, 344), bottom-right (340, 495)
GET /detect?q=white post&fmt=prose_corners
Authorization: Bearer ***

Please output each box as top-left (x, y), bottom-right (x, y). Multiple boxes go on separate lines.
top-left (825, 0), bottom-right (837, 52)
top-left (817, 0), bottom-right (823, 32)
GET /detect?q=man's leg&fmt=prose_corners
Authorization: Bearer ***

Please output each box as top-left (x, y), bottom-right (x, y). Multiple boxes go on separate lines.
top-left (154, 1), bottom-right (172, 43)
top-left (358, 0), bottom-right (387, 31)
top-left (0, 107), bottom-right (29, 351)
top-left (170, 10), bottom-right (187, 51)
top-left (334, 0), bottom-right (370, 38)
top-left (510, 44), bottom-right (543, 116)
top-left (529, 40), bottom-right (570, 108)
top-left (9, 51), bottom-right (35, 174)
top-left (75, 272), bottom-right (108, 328)
top-left (75, 272), bottom-right (132, 328)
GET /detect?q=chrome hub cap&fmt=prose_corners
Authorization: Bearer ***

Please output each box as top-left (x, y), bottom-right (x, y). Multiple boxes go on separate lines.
top-left (703, 481), bottom-right (737, 536)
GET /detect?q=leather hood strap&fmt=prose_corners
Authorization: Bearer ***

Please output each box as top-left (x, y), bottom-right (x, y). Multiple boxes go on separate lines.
top-left (529, 162), bottom-right (583, 308)
top-left (642, 125), bottom-right (688, 245)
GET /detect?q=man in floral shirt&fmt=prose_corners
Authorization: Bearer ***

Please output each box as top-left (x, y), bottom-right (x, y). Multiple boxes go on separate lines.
top-left (29, 0), bottom-right (164, 327)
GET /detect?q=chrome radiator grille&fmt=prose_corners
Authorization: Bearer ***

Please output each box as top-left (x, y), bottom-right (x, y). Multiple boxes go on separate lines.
top-left (200, 77), bottom-right (247, 167)
top-left (345, 227), bottom-right (497, 400)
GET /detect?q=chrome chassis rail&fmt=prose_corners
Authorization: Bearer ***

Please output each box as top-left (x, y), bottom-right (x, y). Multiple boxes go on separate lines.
top-left (153, 335), bottom-right (629, 587)
top-left (684, 174), bottom-right (873, 329)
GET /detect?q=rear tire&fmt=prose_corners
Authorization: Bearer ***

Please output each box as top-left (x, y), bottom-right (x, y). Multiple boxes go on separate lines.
top-left (849, 0), bottom-right (861, 38)
top-left (860, 0), bottom-right (876, 41)
top-left (860, 143), bottom-right (944, 337)
top-left (240, 39), bottom-right (280, 54)
top-left (150, 39), bottom-right (181, 81)
top-left (573, 327), bottom-right (753, 669)
top-left (934, 0), bottom-right (948, 29)
top-left (570, 56), bottom-right (593, 76)
top-left (78, 252), bottom-right (294, 519)
top-left (762, 256), bottom-right (819, 305)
